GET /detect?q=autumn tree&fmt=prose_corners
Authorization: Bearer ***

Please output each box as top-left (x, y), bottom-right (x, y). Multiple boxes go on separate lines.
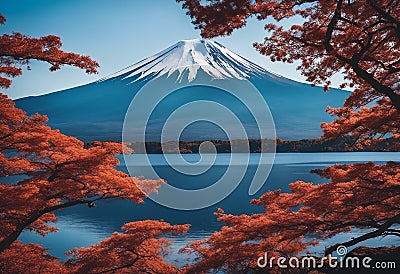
top-left (66, 221), bottom-right (189, 274)
top-left (0, 13), bottom-right (187, 273)
top-left (0, 241), bottom-right (69, 273)
top-left (178, 0), bottom-right (400, 272)
top-left (0, 14), bottom-right (99, 88)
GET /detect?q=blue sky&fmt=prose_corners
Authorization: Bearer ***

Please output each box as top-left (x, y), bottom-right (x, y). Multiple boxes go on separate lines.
top-left (1, 0), bottom-right (342, 99)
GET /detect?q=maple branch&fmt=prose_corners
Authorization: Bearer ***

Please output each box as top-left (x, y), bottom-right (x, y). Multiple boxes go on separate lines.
top-left (96, 258), bottom-right (141, 274)
top-left (367, 0), bottom-right (400, 40)
top-left (0, 133), bottom-right (12, 142)
top-left (0, 199), bottom-right (97, 253)
top-left (324, 212), bottom-right (400, 256)
top-left (323, 0), bottom-right (400, 111)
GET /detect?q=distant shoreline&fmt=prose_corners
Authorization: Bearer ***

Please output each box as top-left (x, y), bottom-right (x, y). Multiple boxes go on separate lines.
top-left (86, 137), bottom-right (397, 153)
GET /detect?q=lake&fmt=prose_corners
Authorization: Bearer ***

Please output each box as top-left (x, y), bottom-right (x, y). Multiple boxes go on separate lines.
top-left (20, 152), bottom-right (400, 265)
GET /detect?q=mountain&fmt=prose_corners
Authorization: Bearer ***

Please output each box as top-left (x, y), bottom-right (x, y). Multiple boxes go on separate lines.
top-left (100, 39), bottom-right (269, 83)
top-left (15, 39), bottom-right (349, 142)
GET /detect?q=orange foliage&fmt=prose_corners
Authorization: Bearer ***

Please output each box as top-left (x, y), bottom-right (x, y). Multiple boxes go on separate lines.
top-left (0, 241), bottom-right (67, 273)
top-left (66, 221), bottom-right (189, 274)
top-left (322, 96), bottom-right (400, 150)
top-left (0, 14), bottom-right (99, 88)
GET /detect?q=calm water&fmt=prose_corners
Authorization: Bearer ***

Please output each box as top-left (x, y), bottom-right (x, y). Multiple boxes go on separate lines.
top-left (20, 152), bottom-right (400, 264)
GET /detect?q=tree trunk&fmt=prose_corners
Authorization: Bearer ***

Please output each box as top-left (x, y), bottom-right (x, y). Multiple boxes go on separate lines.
top-left (0, 199), bottom-right (90, 253)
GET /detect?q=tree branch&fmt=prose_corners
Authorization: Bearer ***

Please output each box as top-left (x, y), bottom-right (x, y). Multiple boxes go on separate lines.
top-left (325, 212), bottom-right (400, 256)
top-left (0, 199), bottom-right (97, 253)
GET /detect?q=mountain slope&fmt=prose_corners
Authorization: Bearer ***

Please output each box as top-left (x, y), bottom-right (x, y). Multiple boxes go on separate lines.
top-left (15, 39), bottom-right (349, 142)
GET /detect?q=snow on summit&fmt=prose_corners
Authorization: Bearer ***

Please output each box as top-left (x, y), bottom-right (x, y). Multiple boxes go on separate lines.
top-left (101, 39), bottom-right (271, 83)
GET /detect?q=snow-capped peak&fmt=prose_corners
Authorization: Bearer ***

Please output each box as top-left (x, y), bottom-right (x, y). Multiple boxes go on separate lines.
top-left (100, 39), bottom-right (272, 83)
